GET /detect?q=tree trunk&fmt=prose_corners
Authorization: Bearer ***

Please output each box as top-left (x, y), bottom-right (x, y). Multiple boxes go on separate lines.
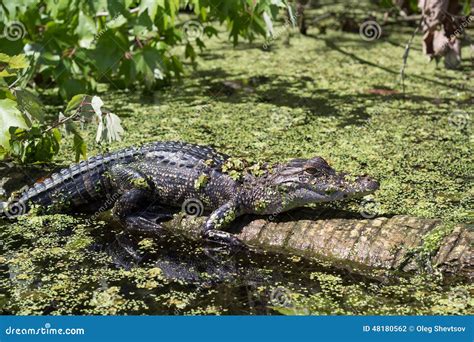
top-left (162, 209), bottom-right (473, 280)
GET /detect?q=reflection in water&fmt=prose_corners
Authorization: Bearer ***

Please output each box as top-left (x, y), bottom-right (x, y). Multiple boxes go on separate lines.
top-left (100, 221), bottom-right (372, 315)
top-left (2, 216), bottom-right (469, 315)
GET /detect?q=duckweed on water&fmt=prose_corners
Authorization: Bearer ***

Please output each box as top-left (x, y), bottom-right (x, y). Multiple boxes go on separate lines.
top-left (1, 0), bottom-right (472, 315)
top-left (1, 212), bottom-right (472, 315)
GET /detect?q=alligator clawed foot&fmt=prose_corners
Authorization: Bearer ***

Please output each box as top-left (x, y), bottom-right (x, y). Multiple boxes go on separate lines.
top-left (123, 215), bottom-right (166, 236)
top-left (203, 230), bottom-right (247, 251)
top-left (138, 210), bottom-right (174, 223)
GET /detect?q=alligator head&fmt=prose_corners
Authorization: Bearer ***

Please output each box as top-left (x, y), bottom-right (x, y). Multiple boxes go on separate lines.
top-left (246, 156), bottom-right (379, 214)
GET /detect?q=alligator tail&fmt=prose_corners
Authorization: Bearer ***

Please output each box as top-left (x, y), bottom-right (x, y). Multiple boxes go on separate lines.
top-left (0, 141), bottom-right (228, 219)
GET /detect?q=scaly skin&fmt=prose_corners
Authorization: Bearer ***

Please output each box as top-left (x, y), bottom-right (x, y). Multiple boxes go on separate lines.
top-left (1, 141), bottom-right (379, 247)
top-left (1, 141), bottom-right (227, 216)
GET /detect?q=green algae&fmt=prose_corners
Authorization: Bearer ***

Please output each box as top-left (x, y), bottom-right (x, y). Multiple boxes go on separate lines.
top-left (254, 199), bottom-right (270, 213)
top-left (274, 272), bottom-right (473, 315)
top-left (1, 0), bottom-right (473, 315)
top-left (130, 177), bottom-right (150, 190)
top-left (194, 174), bottom-right (209, 190)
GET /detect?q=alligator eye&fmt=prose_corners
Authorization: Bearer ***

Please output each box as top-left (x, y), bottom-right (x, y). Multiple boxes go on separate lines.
top-left (304, 167), bottom-right (323, 176)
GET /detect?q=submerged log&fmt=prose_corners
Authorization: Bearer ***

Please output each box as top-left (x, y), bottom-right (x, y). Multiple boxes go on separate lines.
top-left (162, 209), bottom-right (473, 280)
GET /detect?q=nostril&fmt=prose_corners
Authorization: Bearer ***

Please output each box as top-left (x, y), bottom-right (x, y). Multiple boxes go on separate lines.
top-left (359, 175), bottom-right (379, 190)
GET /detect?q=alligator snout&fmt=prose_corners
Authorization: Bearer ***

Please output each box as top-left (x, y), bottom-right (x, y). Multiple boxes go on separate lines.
top-left (357, 175), bottom-right (380, 192)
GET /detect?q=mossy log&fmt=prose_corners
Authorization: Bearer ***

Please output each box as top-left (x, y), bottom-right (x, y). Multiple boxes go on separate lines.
top-left (162, 209), bottom-right (472, 279)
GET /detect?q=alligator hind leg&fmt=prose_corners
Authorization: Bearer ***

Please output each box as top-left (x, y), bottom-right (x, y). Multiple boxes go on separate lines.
top-left (112, 189), bottom-right (165, 236)
top-left (112, 189), bottom-right (150, 220)
top-left (202, 201), bottom-right (246, 249)
top-left (109, 164), bottom-right (167, 235)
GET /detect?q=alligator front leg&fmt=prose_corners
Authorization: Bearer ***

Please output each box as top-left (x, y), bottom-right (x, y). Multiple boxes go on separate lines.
top-left (202, 201), bottom-right (245, 248)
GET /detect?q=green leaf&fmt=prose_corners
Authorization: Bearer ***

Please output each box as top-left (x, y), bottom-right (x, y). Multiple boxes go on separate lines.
top-left (138, 0), bottom-right (159, 21)
top-left (14, 88), bottom-right (45, 123)
top-left (7, 54), bottom-right (29, 69)
top-left (195, 37), bottom-right (206, 51)
top-left (0, 98), bottom-right (28, 151)
top-left (44, 0), bottom-right (70, 17)
top-left (133, 46), bottom-right (164, 89)
top-left (58, 79), bottom-right (88, 100)
top-left (65, 94), bottom-right (89, 113)
top-left (75, 11), bottom-right (97, 48)
top-left (0, 145), bottom-right (7, 160)
top-left (169, 55), bottom-right (184, 74)
top-left (73, 132), bottom-right (87, 162)
top-left (91, 30), bottom-right (129, 75)
top-left (0, 53), bottom-right (10, 63)
top-left (203, 26), bottom-right (218, 38)
top-left (51, 127), bottom-right (62, 145)
top-left (0, 53), bottom-right (29, 80)
top-left (200, 6), bottom-right (208, 21)
top-left (185, 43), bottom-right (196, 60)
top-left (0, 69), bottom-right (17, 77)
top-left (107, 14), bottom-right (127, 29)
top-left (33, 135), bottom-right (52, 162)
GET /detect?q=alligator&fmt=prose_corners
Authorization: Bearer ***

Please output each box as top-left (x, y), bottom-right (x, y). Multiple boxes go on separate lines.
top-left (0, 141), bottom-right (379, 247)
